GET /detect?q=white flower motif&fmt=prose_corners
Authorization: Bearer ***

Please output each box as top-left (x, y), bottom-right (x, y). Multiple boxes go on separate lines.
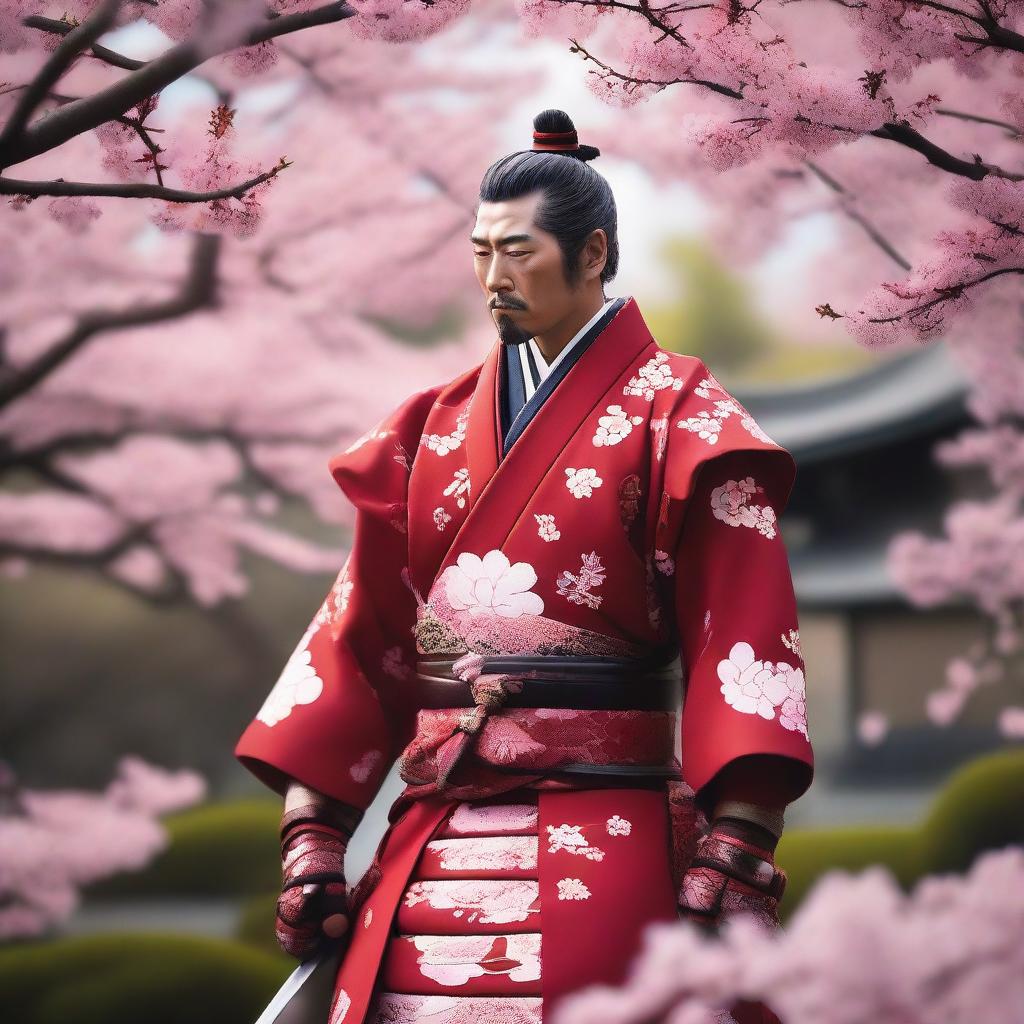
top-left (606, 815), bottom-right (632, 836)
top-left (623, 351), bottom-right (685, 401)
top-left (433, 506), bottom-right (452, 531)
top-left (443, 467), bottom-right (471, 508)
top-left (565, 467), bottom-right (603, 499)
top-left (546, 823), bottom-right (605, 860)
top-left (363, 909), bottom-right (373, 929)
top-left (534, 513), bottom-right (561, 542)
top-left (443, 550), bottom-right (544, 617)
top-left (593, 403), bottom-right (644, 447)
top-left (314, 562), bottom-right (353, 628)
top-left (556, 551), bottom-right (606, 610)
top-left (654, 549), bottom-right (675, 575)
top-left (717, 640), bottom-right (809, 738)
top-left (781, 628), bottom-right (802, 660)
top-left (710, 476), bottom-right (778, 539)
top-left (694, 374), bottom-right (728, 399)
top-left (422, 408), bottom-right (469, 456)
top-left (350, 749), bottom-right (383, 783)
top-left (557, 877), bottom-right (592, 901)
top-left (256, 623), bottom-right (324, 726)
top-left (680, 377), bottom-right (778, 446)
top-left (677, 411), bottom-right (724, 444)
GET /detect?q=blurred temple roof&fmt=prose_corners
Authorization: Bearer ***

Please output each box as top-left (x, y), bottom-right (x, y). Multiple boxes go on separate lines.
top-left (733, 341), bottom-right (970, 607)
top-left (734, 340), bottom-right (968, 465)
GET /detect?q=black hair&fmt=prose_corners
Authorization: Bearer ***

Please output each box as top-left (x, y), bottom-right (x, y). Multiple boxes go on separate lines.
top-left (477, 108), bottom-right (619, 287)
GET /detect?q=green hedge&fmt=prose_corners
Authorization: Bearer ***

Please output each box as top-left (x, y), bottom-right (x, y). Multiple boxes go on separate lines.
top-left (237, 891), bottom-right (282, 958)
top-left (88, 799), bottom-right (281, 898)
top-left (0, 933), bottom-right (291, 1024)
top-left (776, 748), bottom-right (1024, 922)
top-left (85, 750), bottom-right (1024, 922)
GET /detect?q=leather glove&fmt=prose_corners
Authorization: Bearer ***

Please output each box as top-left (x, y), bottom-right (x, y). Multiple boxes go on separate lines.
top-left (678, 821), bottom-right (786, 936)
top-left (275, 789), bottom-right (364, 961)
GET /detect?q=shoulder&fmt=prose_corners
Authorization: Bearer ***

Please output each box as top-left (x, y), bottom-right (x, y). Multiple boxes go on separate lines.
top-left (657, 352), bottom-right (796, 506)
top-left (326, 358), bottom-right (486, 512)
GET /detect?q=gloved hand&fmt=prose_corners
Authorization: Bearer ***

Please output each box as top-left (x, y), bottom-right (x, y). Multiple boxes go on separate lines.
top-left (275, 785), bottom-right (364, 961)
top-left (677, 819), bottom-right (786, 936)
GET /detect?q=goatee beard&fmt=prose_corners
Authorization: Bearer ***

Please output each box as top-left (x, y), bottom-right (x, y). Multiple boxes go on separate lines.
top-left (495, 311), bottom-right (532, 348)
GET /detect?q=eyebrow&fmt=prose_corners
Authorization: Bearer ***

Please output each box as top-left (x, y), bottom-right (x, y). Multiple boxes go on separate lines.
top-left (469, 233), bottom-right (535, 247)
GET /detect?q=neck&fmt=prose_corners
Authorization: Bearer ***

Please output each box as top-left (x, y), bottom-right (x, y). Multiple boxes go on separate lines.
top-left (533, 292), bottom-right (607, 364)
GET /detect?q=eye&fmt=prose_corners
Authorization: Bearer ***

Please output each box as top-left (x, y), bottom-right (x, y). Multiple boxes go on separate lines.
top-left (473, 251), bottom-right (490, 258)
top-left (507, 251), bottom-right (528, 257)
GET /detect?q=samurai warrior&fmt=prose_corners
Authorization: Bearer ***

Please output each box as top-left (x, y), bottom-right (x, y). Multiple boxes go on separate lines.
top-left (235, 108), bottom-right (814, 1024)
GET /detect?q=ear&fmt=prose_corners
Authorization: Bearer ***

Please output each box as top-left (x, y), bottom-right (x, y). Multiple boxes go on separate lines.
top-left (582, 227), bottom-right (608, 280)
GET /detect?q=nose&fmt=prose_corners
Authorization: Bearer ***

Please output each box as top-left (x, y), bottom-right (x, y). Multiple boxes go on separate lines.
top-left (484, 252), bottom-right (511, 296)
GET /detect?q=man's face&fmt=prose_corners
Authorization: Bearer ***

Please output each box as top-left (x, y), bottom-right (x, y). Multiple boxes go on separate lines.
top-left (471, 190), bottom-right (590, 347)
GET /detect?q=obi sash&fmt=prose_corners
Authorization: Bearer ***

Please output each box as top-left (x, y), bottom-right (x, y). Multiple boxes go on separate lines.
top-left (395, 652), bottom-right (684, 803)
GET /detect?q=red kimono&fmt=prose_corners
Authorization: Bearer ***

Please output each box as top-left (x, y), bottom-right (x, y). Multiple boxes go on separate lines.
top-left (235, 296), bottom-right (814, 1024)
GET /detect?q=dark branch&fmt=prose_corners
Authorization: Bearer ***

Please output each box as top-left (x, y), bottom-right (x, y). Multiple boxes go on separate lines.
top-left (0, 2), bottom-right (357, 170)
top-left (0, 0), bottom-right (122, 154)
top-left (0, 233), bottom-right (222, 411)
top-left (1, 157), bottom-right (290, 202)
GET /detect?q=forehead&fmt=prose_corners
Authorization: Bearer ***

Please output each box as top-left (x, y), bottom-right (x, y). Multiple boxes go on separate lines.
top-left (472, 191), bottom-right (547, 241)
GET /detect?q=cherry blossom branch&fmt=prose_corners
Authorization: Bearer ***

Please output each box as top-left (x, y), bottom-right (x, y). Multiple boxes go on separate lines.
top-left (935, 106), bottom-right (1023, 139)
top-left (0, 0), bottom-right (122, 158)
top-left (0, 233), bottom-right (221, 411)
top-left (863, 267), bottom-right (1024, 328)
top-left (804, 160), bottom-right (912, 270)
top-left (0, 1), bottom-right (357, 171)
top-left (22, 10), bottom-right (149, 73)
top-left (0, 155), bottom-right (290, 203)
top-left (567, 36), bottom-right (743, 99)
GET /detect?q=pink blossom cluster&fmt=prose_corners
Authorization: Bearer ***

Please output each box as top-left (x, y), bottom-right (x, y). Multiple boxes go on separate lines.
top-left (0, 756), bottom-right (205, 940)
top-left (554, 846), bottom-right (1024, 1024)
top-left (0, 0), bottom-right (524, 603)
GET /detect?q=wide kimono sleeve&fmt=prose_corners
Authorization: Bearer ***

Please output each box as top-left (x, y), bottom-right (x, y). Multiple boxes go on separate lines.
top-left (233, 388), bottom-right (438, 811)
top-left (661, 369), bottom-right (814, 816)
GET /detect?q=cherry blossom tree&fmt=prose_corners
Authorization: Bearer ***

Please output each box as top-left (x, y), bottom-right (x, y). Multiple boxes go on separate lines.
top-left (0, 1), bottom-right (526, 606)
top-left (477, 0), bottom-right (1024, 741)
top-left (552, 844), bottom-right (1024, 1024)
top-left (0, 755), bottom-right (205, 940)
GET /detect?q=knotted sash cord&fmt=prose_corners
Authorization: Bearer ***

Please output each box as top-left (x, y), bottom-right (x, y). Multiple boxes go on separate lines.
top-left (416, 652), bottom-right (517, 791)
top-left (349, 653), bottom-right (687, 920)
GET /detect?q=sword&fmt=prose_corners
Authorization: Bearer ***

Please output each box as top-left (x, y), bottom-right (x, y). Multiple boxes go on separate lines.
top-left (254, 941), bottom-right (346, 1024)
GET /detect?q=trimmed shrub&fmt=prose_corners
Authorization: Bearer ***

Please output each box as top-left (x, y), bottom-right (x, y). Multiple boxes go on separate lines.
top-left (89, 799), bottom-right (280, 898)
top-left (776, 748), bottom-right (1024, 922)
top-left (0, 932), bottom-right (291, 1024)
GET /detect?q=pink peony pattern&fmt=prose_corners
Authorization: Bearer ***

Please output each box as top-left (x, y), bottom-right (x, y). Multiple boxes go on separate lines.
top-left (710, 476), bottom-right (779, 539)
top-left (716, 640), bottom-right (809, 738)
top-left (443, 551), bottom-right (544, 618)
top-left (433, 506), bottom-right (452, 531)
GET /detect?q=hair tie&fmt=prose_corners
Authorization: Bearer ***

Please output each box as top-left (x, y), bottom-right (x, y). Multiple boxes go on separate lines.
top-left (532, 128), bottom-right (580, 153)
